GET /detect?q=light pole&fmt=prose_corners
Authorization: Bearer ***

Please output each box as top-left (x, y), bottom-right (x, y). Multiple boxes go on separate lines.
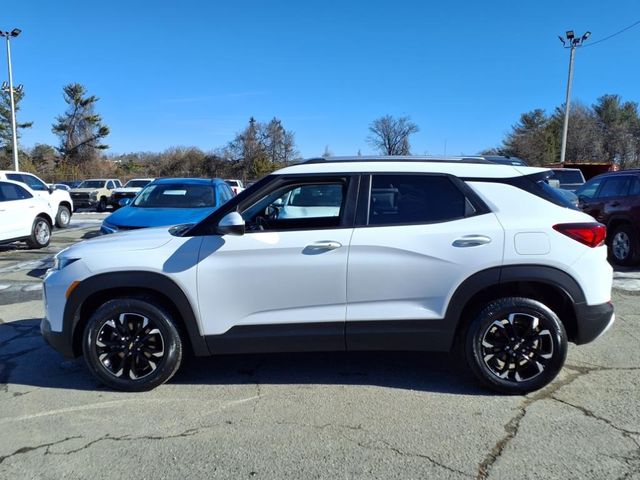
top-left (558, 30), bottom-right (590, 167)
top-left (0, 28), bottom-right (22, 171)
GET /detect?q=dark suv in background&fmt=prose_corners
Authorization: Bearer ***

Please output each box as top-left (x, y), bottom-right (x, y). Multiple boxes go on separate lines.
top-left (576, 170), bottom-right (640, 265)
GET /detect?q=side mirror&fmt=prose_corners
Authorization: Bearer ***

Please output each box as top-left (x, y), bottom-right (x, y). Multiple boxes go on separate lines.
top-left (273, 198), bottom-right (284, 206)
top-left (48, 186), bottom-right (55, 194)
top-left (119, 198), bottom-right (131, 207)
top-left (216, 211), bottom-right (245, 236)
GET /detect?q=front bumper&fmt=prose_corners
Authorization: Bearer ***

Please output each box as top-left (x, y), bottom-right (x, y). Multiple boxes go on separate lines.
top-left (41, 316), bottom-right (75, 358)
top-left (574, 301), bottom-right (615, 345)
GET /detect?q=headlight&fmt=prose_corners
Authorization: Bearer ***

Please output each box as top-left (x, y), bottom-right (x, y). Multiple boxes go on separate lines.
top-left (100, 220), bottom-right (118, 234)
top-left (52, 256), bottom-right (80, 271)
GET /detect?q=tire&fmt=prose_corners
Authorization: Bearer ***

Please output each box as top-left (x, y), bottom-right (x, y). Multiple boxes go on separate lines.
top-left (96, 197), bottom-right (107, 212)
top-left (26, 217), bottom-right (51, 249)
top-left (55, 205), bottom-right (71, 229)
top-left (608, 224), bottom-right (639, 266)
top-left (82, 298), bottom-right (183, 391)
top-left (464, 297), bottom-right (567, 394)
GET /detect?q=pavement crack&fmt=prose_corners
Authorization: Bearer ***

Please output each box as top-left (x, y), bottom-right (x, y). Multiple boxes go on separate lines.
top-left (0, 436), bottom-right (81, 465)
top-left (371, 437), bottom-right (472, 478)
top-left (476, 365), bottom-right (591, 480)
top-left (274, 420), bottom-right (470, 477)
top-left (551, 397), bottom-right (640, 444)
top-left (48, 428), bottom-right (202, 456)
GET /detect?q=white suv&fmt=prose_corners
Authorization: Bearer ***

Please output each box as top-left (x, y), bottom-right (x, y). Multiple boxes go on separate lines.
top-left (0, 171), bottom-right (74, 228)
top-left (42, 157), bottom-right (614, 393)
top-left (0, 179), bottom-right (54, 248)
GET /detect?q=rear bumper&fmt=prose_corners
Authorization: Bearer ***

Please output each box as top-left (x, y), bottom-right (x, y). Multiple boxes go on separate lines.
top-left (574, 301), bottom-right (615, 345)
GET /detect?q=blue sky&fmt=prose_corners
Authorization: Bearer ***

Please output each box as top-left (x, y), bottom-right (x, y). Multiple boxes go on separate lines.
top-left (6, 0), bottom-right (640, 158)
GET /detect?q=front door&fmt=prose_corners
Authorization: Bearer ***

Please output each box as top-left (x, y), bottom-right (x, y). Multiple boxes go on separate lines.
top-left (196, 175), bottom-right (357, 352)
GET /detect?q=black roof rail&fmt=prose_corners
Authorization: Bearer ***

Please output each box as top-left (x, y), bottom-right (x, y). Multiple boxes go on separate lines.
top-left (299, 156), bottom-right (493, 165)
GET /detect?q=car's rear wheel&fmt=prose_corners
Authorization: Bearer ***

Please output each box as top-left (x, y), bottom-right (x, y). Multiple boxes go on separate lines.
top-left (465, 297), bottom-right (567, 394)
top-left (609, 224), bottom-right (638, 266)
top-left (82, 298), bottom-right (183, 391)
top-left (26, 217), bottom-right (51, 249)
top-left (55, 205), bottom-right (71, 228)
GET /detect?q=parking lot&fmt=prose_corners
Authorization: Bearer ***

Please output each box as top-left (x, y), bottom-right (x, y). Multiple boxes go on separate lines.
top-left (1, 215), bottom-right (639, 479)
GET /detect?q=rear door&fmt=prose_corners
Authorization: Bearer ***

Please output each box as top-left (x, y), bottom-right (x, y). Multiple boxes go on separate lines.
top-left (346, 173), bottom-right (504, 350)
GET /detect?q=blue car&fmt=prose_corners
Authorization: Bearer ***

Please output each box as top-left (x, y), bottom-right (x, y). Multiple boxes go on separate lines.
top-left (100, 178), bottom-right (234, 234)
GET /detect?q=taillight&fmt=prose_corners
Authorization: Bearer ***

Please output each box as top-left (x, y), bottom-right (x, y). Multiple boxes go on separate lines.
top-left (553, 223), bottom-right (606, 247)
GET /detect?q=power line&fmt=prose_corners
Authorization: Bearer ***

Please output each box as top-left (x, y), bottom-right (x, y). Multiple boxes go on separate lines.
top-left (583, 19), bottom-right (640, 47)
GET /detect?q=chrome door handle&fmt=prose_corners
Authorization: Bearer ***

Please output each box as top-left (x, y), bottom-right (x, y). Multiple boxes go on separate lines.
top-left (306, 241), bottom-right (342, 250)
top-left (452, 235), bottom-right (492, 247)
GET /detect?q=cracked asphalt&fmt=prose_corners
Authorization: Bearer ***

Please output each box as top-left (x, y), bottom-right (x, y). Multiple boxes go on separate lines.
top-left (1, 214), bottom-right (639, 479)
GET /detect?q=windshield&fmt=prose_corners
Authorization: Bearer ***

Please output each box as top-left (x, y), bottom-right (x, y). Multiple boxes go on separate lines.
top-left (132, 183), bottom-right (216, 208)
top-left (78, 180), bottom-right (104, 188)
top-left (124, 179), bottom-right (152, 188)
top-left (552, 170), bottom-right (584, 183)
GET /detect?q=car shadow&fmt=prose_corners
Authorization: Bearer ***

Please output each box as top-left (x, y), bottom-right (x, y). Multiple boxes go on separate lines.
top-left (1, 319), bottom-right (488, 396)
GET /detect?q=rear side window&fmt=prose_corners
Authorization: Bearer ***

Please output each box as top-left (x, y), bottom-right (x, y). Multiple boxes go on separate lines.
top-left (630, 178), bottom-right (640, 196)
top-left (369, 174), bottom-right (467, 225)
top-left (598, 177), bottom-right (631, 198)
top-left (494, 172), bottom-right (577, 209)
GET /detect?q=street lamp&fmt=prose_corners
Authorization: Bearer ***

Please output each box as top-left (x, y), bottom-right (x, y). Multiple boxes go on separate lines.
top-left (558, 29), bottom-right (590, 167)
top-left (0, 27), bottom-right (22, 171)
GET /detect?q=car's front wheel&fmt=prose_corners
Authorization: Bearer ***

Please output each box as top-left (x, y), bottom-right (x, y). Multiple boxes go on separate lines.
top-left (465, 297), bottom-right (567, 394)
top-left (82, 298), bottom-right (183, 391)
top-left (96, 197), bottom-right (107, 212)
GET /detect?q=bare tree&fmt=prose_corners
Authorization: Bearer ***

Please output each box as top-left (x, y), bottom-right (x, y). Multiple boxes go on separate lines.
top-left (367, 115), bottom-right (419, 155)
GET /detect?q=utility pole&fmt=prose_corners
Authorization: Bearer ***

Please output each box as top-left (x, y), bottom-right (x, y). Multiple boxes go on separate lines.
top-left (558, 30), bottom-right (590, 167)
top-left (0, 28), bottom-right (22, 171)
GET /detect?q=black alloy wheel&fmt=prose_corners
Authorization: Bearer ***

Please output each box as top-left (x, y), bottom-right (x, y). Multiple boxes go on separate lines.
top-left (465, 297), bottom-right (567, 394)
top-left (83, 298), bottom-right (183, 391)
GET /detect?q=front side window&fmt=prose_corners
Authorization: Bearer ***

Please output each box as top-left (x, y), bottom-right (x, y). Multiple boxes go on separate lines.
top-left (6, 173), bottom-right (48, 191)
top-left (241, 180), bottom-right (346, 231)
top-left (217, 184), bottom-right (233, 203)
top-left (576, 178), bottom-right (602, 199)
top-left (598, 177), bottom-right (630, 198)
top-left (368, 174), bottom-right (467, 225)
top-left (0, 182), bottom-right (33, 201)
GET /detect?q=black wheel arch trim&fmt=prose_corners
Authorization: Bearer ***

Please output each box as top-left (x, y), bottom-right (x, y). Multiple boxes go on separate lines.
top-left (63, 271), bottom-right (209, 357)
top-left (444, 264), bottom-right (587, 349)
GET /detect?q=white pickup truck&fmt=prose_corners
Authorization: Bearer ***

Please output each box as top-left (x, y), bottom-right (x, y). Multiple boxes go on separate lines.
top-left (224, 179), bottom-right (245, 195)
